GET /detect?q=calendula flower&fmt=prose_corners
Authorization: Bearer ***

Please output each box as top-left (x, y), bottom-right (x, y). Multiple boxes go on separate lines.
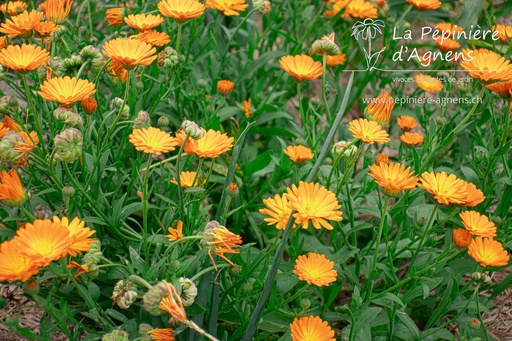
top-left (183, 129), bottom-right (234, 158)
top-left (348, 118), bottom-right (390, 144)
top-left (34, 21), bottom-right (60, 37)
top-left (400, 132), bottom-right (424, 146)
top-left (0, 44), bottom-right (50, 73)
top-left (0, 10), bottom-right (44, 38)
top-left (134, 30), bottom-right (171, 47)
top-left (14, 131), bottom-right (39, 155)
top-left (67, 261), bottom-right (90, 279)
top-left (107, 59), bottom-right (128, 82)
top-left (103, 38), bottom-right (157, 70)
top-left (160, 283), bottom-right (187, 322)
top-left (52, 216), bottom-right (96, 256)
top-left (129, 127), bottom-right (178, 155)
top-left (460, 181), bottom-right (485, 207)
top-left (459, 211), bottom-right (496, 239)
top-left (293, 253), bottom-right (337, 287)
top-left (0, 36), bottom-right (7, 50)
top-left (3, 116), bottom-right (20, 132)
top-left (364, 92), bottom-right (395, 124)
top-left (148, 328), bottom-right (176, 341)
top-left (468, 237), bottom-right (510, 268)
top-left (375, 152), bottom-right (388, 165)
top-left (493, 24), bottom-right (512, 43)
top-left (171, 171), bottom-right (204, 188)
top-left (14, 219), bottom-right (72, 267)
top-left (453, 228), bottom-right (472, 248)
top-left (368, 162), bottom-right (418, 197)
top-left (81, 97), bottom-right (97, 114)
top-left (125, 13), bottom-right (164, 32)
top-left (326, 52), bottom-right (346, 66)
top-left (0, 240), bottom-right (40, 282)
top-left (397, 115), bottom-right (417, 131)
top-left (343, 0), bottom-right (378, 19)
top-left (418, 171), bottom-right (468, 205)
top-left (486, 80), bottom-right (512, 99)
top-left (158, 0), bottom-right (206, 23)
top-left (39, 0), bottom-right (73, 24)
top-left (461, 49), bottom-right (512, 83)
top-left (279, 54), bottom-right (323, 82)
top-left (207, 0), bottom-right (248, 16)
top-left (434, 37), bottom-right (460, 52)
top-left (436, 22), bottom-right (464, 37)
top-left (0, 1), bottom-right (28, 15)
top-left (39, 76), bottom-right (96, 106)
top-left (0, 170), bottom-right (26, 206)
top-left (290, 316), bottom-right (335, 341)
top-left (406, 0), bottom-right (441, 10)
top-left (105, 6), bottom-right (124, 26)
top-left (241, 98), bottom-right (253, 117)
top-left (167, 221), bottom-right (184, 241)
top-left (203, 223), bottom-right (243, 268)
top-left (259, 193), bottom-right (295, 230)
top-left (0, 122), bottom-right (9, 137)
top-left (286, 182), bottom-right (342, 230)
top-left (284, 145), bottom-right (314, 164)
top-left (414, 74), bottom-right (443, 92)
top-left (217, 79), bottom-right (234, 95)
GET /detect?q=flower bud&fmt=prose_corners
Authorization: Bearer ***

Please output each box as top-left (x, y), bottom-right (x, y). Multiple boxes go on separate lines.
top-left (80, 45), bottom-right (102, 62)
top-left (310, 36), bottom-right (340, 56)
top-left (83, 240), bottom-right (102, 265)
top-left (332, 140), bottom-right (357, 158)
top-left (181, 120), bottom-right (204, 139)
top-left (0, 95), bottom-right (18, 115)
top-left (101, 330), bottom-right (130, 341)
top-left (54, 128), bottom-right (83, 163)
top-left (24, 280), bottom-right (40, 296)
top-left (46, 57), bottom-right (63, 77)
top-left (157, 116), bottom-right (169, 129)
top-left (118, 290), bottom-right (138, 309)
top-left (229, 266), bottom-right (241, 276)
top-left (217, 80), bottom-right (234, 95)
top-left (0, 131), bottom-right (23, 162)
top-left (227, 182), bottom-right (239, 197)
top-left (62, 185), bottom-right (75, 198)
top-left (37, 66), bottom-right (47, 80)
top-left (253, 0), bottom-right (270, 14)
top-left (197, 79), bottom-right (208, 88)
top-left (53, 106), bottom-right (84, 127)
top-left (169, 260), bottom-right (181, 272)
top-left (300, 298), bottom-right (311, 310)
top-left (143, 281), bottom-right (168, 316)
top-left (61, 55), bottom-right (83, 75)
top-left (490, 215), bottom-right (502, 226)
top-left (134, 111), bottom-right (151, 129)
top-left (82, 97), bottom-right (97, 115)
top-left (179, 277), bottom-right (197, 306)
top-left (158, 47), bottom-right (179, 69)
top-left (434, 116), bottom-right (447, 128)
top-left (138, 324), bottom-right (153, 334)
top-left (112, 280), bottom-right (138, 309)
top-left (110, 98), bottom-right (130, 120)
top-left (33, 204), bottom-right (52, 219)
top-left (468, 318), bottom-right (481, 330)
top-left (243, 282), bottom-right (253, 294)
top-left (471, 272), bottom-right (483, 282)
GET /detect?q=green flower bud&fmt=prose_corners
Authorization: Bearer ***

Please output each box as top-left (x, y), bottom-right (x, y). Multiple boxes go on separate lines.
top-left (61, 55), bottom-right (83, 75)
top-left (54, 128), bottom-right (83, 163)
top-left (53, 107), bottom-right (84, 127)
top-left (157, 116), bottom-right (169, 129)
top-left (101, 330), bottom-right (129, 341)
top-left (197, 79), bottom-right (208, 88)
top-left (300, 298), bottom-right (311, 310)
top-left (133, 111), bottom-right (150, 129)
top-left (47, 57), bottom-right (63, 77)
top-left (471, 272), bottom-right (483, 282)
top-left (80, 45), bottom-right (102, 62)
top-left (179, 277), bottom-right (197, 306)
top-left (143, 281), bottom-right (168, 316)
top-left (169, 260), bottom-right (181, 272)
top-left (110, 98), bottom-right (130, 120)
top-left (158, 47), bottom-right (179, 69)
top-left (0, 95), bottom-right (19, 115)
top-left (181, 120), bottom-right (204, 139)
top-left (135, 81), bottom-right (144, 91)
top-left (226, 182), bottom-right (239, 197)
top-left (83, 240), bottom-right (102, 265)
top-left (62, 185), bottom-right (75, 198)
top-left (37, 66), bottom-right (47, 80)
top-left (332, 140), bottom-right (357, 158)
top-left (310, 38), bottom-right (340, 56)
top-left (243, 282), bottom-right (253, 294)
top-left (112, 280), bottom-right (138, 309)
top-left (138, 324), bottom-right (153, 335)
top-left (468, 318), bottom-right (481, 330)
top-left (118, 290), bottom-right (138, 309)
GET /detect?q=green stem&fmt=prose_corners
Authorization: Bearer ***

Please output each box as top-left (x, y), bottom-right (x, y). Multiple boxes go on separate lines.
top-left (321, 52), bottom-right (332, 122)
top-left (20, 205), bottom-right (36, 221)
top-left (176, 23), bottom-right (182, 54)
top-left (408, 203), bottom-right (439, 273)
top-left (142, 153), bottom-right (152, 267)
top-left (102, 69), bottom-right (130, 147)
top-left (75, 60), bottom-right (91, 79)
top-left (129, 274), bottom-right (154, 290)
top-left (326, 139), bottom-right (359, 187)
top-left (190, 264), bottom-right (231, 282)
top-left (21, 74), bottom-right (45, 155)
top-left (175, 134), bottom-right (190, 221)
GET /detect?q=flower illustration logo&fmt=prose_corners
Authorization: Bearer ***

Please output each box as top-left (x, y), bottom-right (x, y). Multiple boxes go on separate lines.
top-left (352, 18), bottom-right (386, 71)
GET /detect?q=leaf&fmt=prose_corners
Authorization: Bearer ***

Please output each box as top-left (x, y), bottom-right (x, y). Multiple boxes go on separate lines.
top-left (259, 311), bottom-right (292, 332)
top-left (396, 311), bottom-right (420, 338)
top-left (129, 246), bottom-right (146, 275)
top-left (244, 150), bottom-right (274, 177)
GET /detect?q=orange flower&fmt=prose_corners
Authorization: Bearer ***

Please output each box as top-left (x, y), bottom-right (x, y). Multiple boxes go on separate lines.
top-left (53, 216), bottom-right (96, 257)
top-left (39, 76), bottom-right (96, 106)
top-left (493, 24), bottom-right (512, 43)
top-left (406, 0), bottom-right (441, 10)
top-left (326, 52), bottom-right (346, 67)
top-left (241, 98), bottom-right (253, 117)
top-left (125, 13), bottom-right (164, 32)
top-left (166, 221), bottom-right (184, 241)
top-left (217, 80), bottom-right (234, 95)
top-left (348, 118), bottom-right (390, 144)
top-left (13, 219), bottom-right (72, 267)
top-left (434, 37), bottom-right (460, 52)
top-left (67, 261), bottom-right (90, 279)
top-left (203, 224), bottom-right (243, 268)
top-left (0, 1), bottom-right (28, 15)
top-left (397, 115), bottom-right (417, 131)
top-left (129, 127), bottom-right (178, 155)
top-left (453, 228), bottom-right (472, 248)
top-left (279, 55), bottom-right (323, 82)
top-left (286, 181), bottom-right (342, 230)
top-left (364, 92), bottom-right (395, 124)
top-left (400, 132), bottom-right (424, 146)
top-left (468, 237), bottom-right (510, 268)
top-left (461, 49), bottom-right (512, 83)
top-left (290, 316), bottom-right (335, 341)
top-left (103, 38), bottom-right (157, 70)
top-left (105, 6), bottom-right (124, 26)
top-left (418, 171), bottom-right (468, 205)
top-left (259, 193), bottom-right (295, 230)
top-left (284, 145), bottom-right (314, 164)
top-left (0, 44), bottom-right (50, 73)
top-left (159, 283), bottom-right (187, 322)
top-left (134, 30), bottom-right (171, 47)
top-left (0, 170), bottom-right (26, 206)
top-left (414, 74), bottom-right (443, 92)
top-left (183, 129), bottom-right (234, 158)
top-left (0, 122), bottom-right (9, 137)
top-left (342, 0), bottom-right (378, 19)
top-left (34, 21), bottom-right (60, 37)
top-left (0, 240), bottom-right (40, 282)
top-left (148, 328), bottom-right (176, 341)
top-left (460, 181), bottom-right (485, 207)
top-left (486, 80), bottom-right (512, 99)
top-left (15, 131), bottom-right (39, 155)
top-left (207, 0), bottom-right (248, 16)
top-left (82, 97), bottom-right (98, 114)
top-left (375, 152), bottom-right (388, 165)
top-left (459, 211), bottom-right (496, 239)
top-left (107, 59), bottom-right (128, 82)
top-left (368, 162), bottom-right (418, 197)
top-left (39, 0), bottom-right (73, 24)
top-left (158, 0), bottom-right (206, 23)
top-left (4, 116), bottom-right (20, 131)
top-left (0, 36), bottom-right (7, 50)
top-left (293, 253), bottom-right (337, 287)
top-left (171, 171), bottom-right (204, 188)
top-left (0, 10), bottom-right (44, 38)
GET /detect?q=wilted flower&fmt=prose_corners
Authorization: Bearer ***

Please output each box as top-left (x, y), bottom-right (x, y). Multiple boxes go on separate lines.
top-left (178, 277), bottom-right (197, 306)
top-left (310, 32), bottom-right (340, 56)
top-left (54, 128), bottom-right (83, 162)
top-left (133, 110), bottom-right (151, 129)
top-left (159, 283), bottom-right (187, 323)
top-left (202, 221), bottom-right (243, 269)
top-left (111, 280), bottom-right (138, 309)
top-left (53, 106), bottom-right (84, 127)
top-left (181, 120), bottom-right (204, 139)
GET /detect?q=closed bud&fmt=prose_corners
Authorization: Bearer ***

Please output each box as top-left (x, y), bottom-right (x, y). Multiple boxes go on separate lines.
top-left (112, 280), bottom-right (138, 309)
top-left (61, 55), bottom-right (83, 75)
top-left (24, 280), bottom-right (40, 296)
top-left (62, 186), bottom-right (75, 198)
top-left (468, 318), bottom-right (481, 330)
top-left (0, 131), bottom-right (23, 162)
top-left (243, 282), bottom-right (253, 294)
top-left (227, 182), bottom-right (239, 197)
top-left (134, 111), bottom-right (151, 129)
top-left (47, 57), bottom-right (63, 77)
top-left (310, 37), bottom-right (340, 56)
top-left (158, 47), bottom-right (179, 69)
top-left (434, 116), bottom-right (447, 128)
top-left (53, 107), bottom-right (83, 127)
top-left (135, 81), bottom-right (144, 91)
top-left (54, 128), bottom-right (83, 163)
top-left (300, 298), bottom-right (311, 310)
top-left (471, 272), bottom-right (483, 282)
top-left (37, 66), bottom-right (47, 80)
top-left (157, 116), bottom-right (170, 128)
top-left (143, 281), bottom-right (168, 316)
top-left (82, 97), bottom-right (97, 115)
top-left (332, 140), bottom-right (357, 158)
top-left (110, 98), bottom-right (130, 120)
top-left (169, 260), bottom-right (181, 272)
top-left (197, 79), bottom-right (208, 88)
top-left (86, 264), bottom-right (99, 279)
top-left (179, 277), bottom-right (197, 306)
top-left (80, 45), bottom-right (102, 61)
top-left (101, 330), bottom-right (130, 341)
top-left (138, 324), bottom-right (153, 334)
top-left (490, 215), bottom-right (502, 225)
top-left (83, 240), bottom-right (102, 265)
top-left (181, 120), bottom-right (204, 139)
top-left (118, 290), bottom-right (138, 309)
top-left (0, 95), bottom-right (18, 115)
top-left (229, 266), bottom-right (241, 276)
top-left (217, 80), bottom-right (234, 95)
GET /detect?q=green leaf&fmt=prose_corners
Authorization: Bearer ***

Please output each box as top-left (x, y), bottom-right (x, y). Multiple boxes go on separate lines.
top-left (244, 150), bottom-right (274, 177)
top-left (396, 311), bottom-right (420, 338)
